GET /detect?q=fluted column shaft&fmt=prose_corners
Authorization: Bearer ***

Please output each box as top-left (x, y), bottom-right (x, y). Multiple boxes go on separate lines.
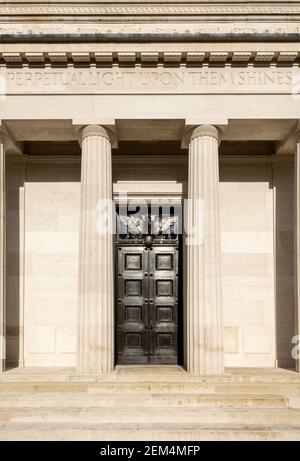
top-left (294, 142), bottom-right (300, 373)
top-left (77, 125), bottom-right (114, 375)
top-left (0, 131), bottom-right (6, 373)
top-left (187, 125), bottom-right (224, 374)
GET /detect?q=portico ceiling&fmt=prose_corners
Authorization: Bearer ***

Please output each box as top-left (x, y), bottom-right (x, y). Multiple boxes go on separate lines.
top-left (3, 118), bottom-right (297, 144)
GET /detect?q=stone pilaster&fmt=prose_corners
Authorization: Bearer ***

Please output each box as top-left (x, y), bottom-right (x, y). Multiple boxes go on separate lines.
top-left (77, 125), bottom-right (114, 375)
top-left (294, 142), bottom-right (300, 373)
top-left (0, 128), bottom-right (6, 373)
top-left (186, 124), bottom-right (224, 375)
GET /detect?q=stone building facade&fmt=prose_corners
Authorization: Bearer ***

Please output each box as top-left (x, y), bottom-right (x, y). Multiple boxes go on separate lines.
top-left (0, 1), bottom-right (299, 375)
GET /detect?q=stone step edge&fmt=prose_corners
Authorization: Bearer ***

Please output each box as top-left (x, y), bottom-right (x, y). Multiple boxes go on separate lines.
top-left (1, 422), bottom-right (300, 430)
top-left (1, 408), bottom-right (300, 424)
top-left (0, 388), bottom-right (299, 395)
top-left (0, 405), bottom-right (299, 413)
top-left (0, 377), bottom-right (300, 389)
top-left (0, 432), bottom-right (297, 441)
top-left (1, 377), bottom-right (299, 384)
top-left (0, 392), bottom-right (291, 399)
top-left (0, 394), bottom-right (295, 408)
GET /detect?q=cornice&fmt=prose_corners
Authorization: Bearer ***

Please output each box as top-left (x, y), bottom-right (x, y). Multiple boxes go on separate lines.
top-left (2, 3), bottom-right (300, 17)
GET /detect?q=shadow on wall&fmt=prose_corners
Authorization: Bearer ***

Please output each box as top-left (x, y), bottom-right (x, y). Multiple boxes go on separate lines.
top-left (273, 161), bottom-right (296, 370)
top-left (5, 161), bottom-right (23, 368)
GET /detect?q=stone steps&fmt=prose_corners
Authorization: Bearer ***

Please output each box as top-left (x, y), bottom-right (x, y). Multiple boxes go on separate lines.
top-left (0, 368), bottom-right (299, 440)
top-left (214, 384), bottom-right (300, 394)
top-left (0, 382), bottom-right (215, 394)
top-left (0, 391), bottom-right (296, 409)
top-left (1, 381), bottom-right (300, 394)
top-left (0, 406), bottom-right (300, 425)
top-left (1, 367), bottom-right (300, 384)
top-left (0, 422), bottom-right (299, 441)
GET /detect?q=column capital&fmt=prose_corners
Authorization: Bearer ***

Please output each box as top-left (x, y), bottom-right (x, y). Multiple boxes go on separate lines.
top-left (182, 122), bottom-right (226, 148)
top-left (74, 122), bottom-right (117, 147)
top-left (82, 125), bottom-right (110, 142)
top-left (190, 124), bottom-right (219, 143)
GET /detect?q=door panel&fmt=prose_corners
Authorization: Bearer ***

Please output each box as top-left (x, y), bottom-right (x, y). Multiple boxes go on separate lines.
top-left (117, 246), bottom-right (149, 364)
top-left (116, 244), bottom-right (179, 364)
top-left (149, 247), bottom-right (178, 364)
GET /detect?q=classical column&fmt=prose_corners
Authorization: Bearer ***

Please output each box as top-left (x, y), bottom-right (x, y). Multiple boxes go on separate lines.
top-left (294, 142), bottom-right (300, 373)
top-left (0, 131), bottom-right (6, 373)
top-left (186, 125), bottom-right (224, 375)
top-left (77, 125), bottom-right (114, 375)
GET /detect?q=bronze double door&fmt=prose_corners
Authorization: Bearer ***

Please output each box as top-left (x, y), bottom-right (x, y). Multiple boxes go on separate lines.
top-left (116, 243), bottom-right (179, 364)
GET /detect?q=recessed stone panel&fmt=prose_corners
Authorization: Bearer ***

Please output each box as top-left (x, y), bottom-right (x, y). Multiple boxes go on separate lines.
top-left (244, 326), bottom-right (274, 354)
top-left (224, 326), bottom-right (239, 354)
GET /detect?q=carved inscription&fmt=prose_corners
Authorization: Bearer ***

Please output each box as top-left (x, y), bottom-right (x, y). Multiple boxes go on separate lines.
top-left (1, 22), bottom-right (300, 39)
top-left (0, 67), bottom-right (297, 95)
